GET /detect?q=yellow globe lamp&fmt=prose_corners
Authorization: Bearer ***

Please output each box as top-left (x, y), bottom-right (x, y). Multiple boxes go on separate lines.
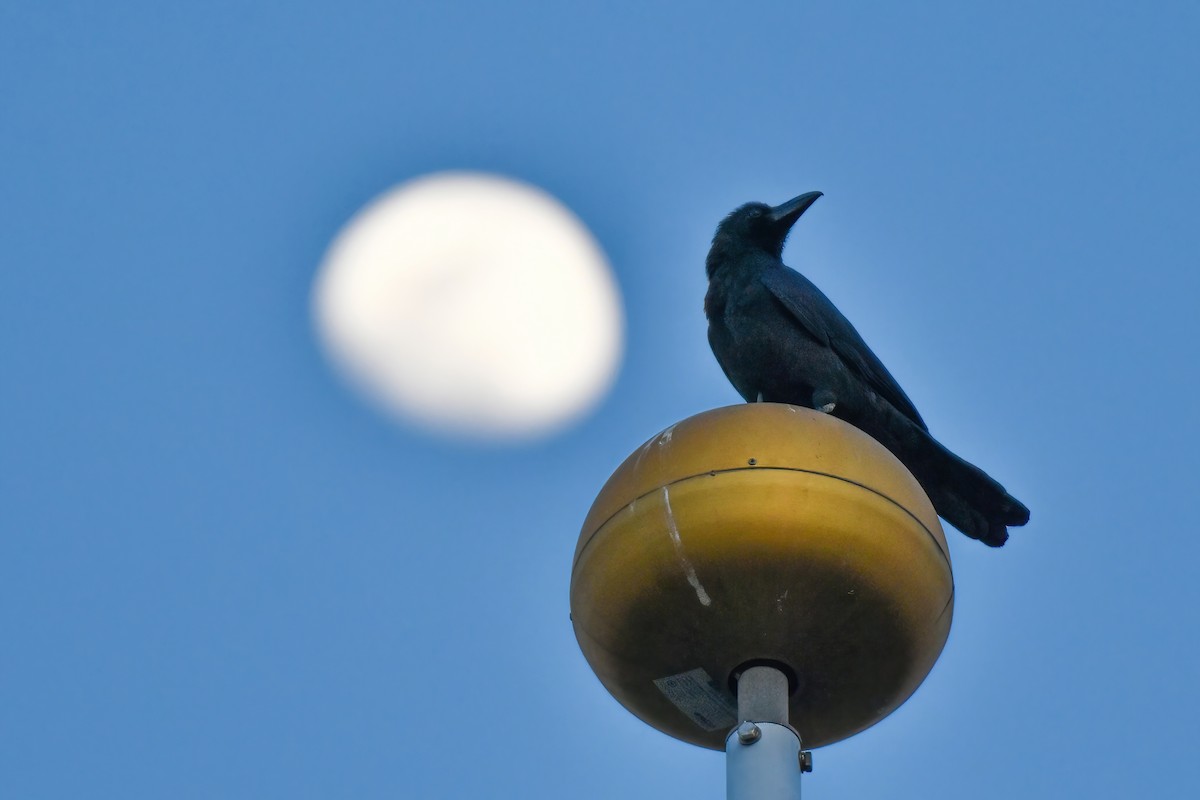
top-left (570, 403), bottom-right (954, 751)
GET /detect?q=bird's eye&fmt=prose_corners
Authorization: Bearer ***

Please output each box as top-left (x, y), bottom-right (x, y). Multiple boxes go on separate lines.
top-left (748, 208), bottom-right (763, 219)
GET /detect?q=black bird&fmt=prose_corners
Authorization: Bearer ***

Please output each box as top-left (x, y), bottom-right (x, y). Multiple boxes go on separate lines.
top-left (704, 191), bottom-right (1029, 546)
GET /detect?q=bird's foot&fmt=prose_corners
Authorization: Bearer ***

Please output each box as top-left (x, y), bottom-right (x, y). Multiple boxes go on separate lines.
top-left (812, 389), bottom-right (837, 414)
top-left (756, 391), bottom-right (764, 403)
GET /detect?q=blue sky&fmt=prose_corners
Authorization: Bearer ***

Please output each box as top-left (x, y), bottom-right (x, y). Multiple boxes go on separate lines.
top-left (3, 2), bottom-right (1198, 797)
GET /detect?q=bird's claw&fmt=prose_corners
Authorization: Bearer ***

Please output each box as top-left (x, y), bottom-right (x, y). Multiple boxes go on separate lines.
top-left (812, 389), bottom-right (837, 414)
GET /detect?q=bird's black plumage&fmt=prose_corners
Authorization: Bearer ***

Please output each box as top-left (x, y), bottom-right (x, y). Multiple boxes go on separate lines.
top-left (704, 191), bottom-right (1029, 546)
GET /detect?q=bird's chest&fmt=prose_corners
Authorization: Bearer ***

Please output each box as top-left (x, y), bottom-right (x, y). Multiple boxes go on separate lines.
top-left (709, 285), bottom-right (803, 384)
top-left (711, 282), bottom-right (787, 353)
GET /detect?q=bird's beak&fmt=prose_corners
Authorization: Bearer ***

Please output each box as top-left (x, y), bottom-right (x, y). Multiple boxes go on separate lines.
top-left (769, 191), bottom-right (823, 232)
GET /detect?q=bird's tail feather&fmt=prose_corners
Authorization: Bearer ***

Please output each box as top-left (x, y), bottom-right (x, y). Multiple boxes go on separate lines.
top-left (864, 395), bottom-right (1029, 547)
top-left (918, 440), bottom-right (1030, 547)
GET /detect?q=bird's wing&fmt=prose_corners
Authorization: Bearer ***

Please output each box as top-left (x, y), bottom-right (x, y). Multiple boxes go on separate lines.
top-left (760, 268), bottom-right (928, 431)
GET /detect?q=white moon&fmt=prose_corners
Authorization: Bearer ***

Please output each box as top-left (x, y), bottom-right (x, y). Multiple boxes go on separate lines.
top-left (312, 172), bottom-right (624, 438)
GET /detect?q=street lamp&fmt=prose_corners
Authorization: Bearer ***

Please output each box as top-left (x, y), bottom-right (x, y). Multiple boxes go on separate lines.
top-left (571, 404), bottom-right (954, 798)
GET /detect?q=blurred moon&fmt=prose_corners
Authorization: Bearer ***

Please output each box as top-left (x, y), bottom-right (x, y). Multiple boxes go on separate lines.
top-left (313, 172), bottom-right (624, 438)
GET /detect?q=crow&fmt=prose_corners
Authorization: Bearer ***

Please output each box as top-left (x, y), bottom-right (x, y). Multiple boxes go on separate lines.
top-left (704, 191), bottom-right (1029, 546)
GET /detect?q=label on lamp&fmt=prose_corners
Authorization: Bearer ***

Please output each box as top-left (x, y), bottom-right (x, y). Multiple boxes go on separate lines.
top-left (653, 668), bottom-right (737, 731)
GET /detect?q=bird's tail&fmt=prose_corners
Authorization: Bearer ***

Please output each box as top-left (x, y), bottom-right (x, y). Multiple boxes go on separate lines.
top-left (862, 396), bottom-right (1029, 547)
top-left (916, 438), bottom-right (1030, 547)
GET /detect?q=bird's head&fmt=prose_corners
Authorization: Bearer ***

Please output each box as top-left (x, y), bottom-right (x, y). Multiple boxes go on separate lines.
top-left (707, 191), bottom-right (823, 276)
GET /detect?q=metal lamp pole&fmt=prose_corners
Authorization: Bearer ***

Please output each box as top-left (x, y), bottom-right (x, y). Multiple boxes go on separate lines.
top-left (727, 666), bottom-right (810, 799)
